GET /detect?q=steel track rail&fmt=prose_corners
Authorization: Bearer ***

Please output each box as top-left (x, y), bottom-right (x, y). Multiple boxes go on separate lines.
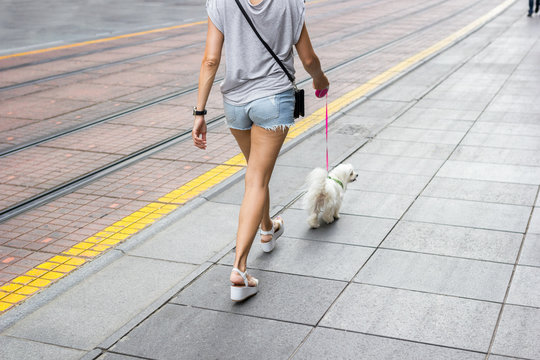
top-left (0, 0), bottom-right (490, 222)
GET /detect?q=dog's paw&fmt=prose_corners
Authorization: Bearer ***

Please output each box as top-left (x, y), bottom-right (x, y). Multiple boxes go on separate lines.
top-left (322, 214), bottom-right (335, 224)
top-left (334, 213), bottom-right (340, 219)
top-left (308, 220), bottom-right (320, 228)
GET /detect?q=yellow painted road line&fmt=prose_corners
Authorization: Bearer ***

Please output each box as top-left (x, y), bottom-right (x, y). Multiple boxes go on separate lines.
top-left (0, 20), bottom-right (208, 61)
top-left (0, 0), bottom-right (515, 313)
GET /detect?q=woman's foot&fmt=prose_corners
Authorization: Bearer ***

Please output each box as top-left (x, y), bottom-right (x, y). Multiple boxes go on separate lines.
top-left (230, 269), bottom-right (258, 287)
top-left (230, 267), bottom-right (259, 301)
top-left (260, 217), bottom-right (282, 243)
top-left (260, 216), bottom-right (284, 253)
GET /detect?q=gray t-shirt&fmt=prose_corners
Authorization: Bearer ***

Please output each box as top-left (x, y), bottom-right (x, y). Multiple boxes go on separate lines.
top-left (206, 0), bottom-right (305, 105)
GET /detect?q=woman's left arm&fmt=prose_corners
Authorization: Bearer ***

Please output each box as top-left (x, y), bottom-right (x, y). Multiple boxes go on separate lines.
top-left (192, 18), bottom-right (224, 150)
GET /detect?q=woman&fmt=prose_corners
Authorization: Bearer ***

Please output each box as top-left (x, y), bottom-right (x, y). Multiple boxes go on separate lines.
top-left (192, 0), bottom-right (329, 301)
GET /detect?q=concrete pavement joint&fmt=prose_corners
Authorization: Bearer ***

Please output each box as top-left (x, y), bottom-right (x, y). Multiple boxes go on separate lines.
top-left (486, 184), bottom-right (540, 358)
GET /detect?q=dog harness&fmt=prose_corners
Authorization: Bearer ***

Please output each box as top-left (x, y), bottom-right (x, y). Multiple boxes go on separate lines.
top-left (328, 176), bottom-right (344, 189)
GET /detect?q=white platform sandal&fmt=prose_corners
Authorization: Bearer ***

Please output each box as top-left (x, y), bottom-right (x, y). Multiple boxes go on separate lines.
top-left (260, 217), bottom-right (284, 253)
top-left (230, 267), bottom-right (259, 302)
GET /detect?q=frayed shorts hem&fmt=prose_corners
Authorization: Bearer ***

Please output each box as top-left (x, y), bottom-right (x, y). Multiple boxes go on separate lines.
top-left (229, 123), bottom-right (295, 132)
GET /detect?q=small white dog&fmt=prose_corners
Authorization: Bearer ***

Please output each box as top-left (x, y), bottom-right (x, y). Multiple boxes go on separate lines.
top-left (304, 163), bottom-right (358, 228)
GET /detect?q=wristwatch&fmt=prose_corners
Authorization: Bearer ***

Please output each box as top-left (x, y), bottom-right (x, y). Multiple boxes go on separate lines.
top-left (193, 107), bottom-right (207, 116)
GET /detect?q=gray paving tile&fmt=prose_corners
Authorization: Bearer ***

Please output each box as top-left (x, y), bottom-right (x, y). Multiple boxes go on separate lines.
top-left (460, 62), bottom-right (516, 75)
top-left (492, 93), bottom-right (538, 106)
top-left (111, 304), bottom-right (311, 360)
top-left (172, 264), bottom-right (345, 325)
top-left (423, 177), bottom-right (538, 206)
top-left (437, 160), bottom-right (540, 185)
top-left (487, 100), bottom-right (540, 114)
top-left (520, 233), bottom-right (540, 267)
top-left (211, 164), bottom-right (309, 207)
top-left (396, 107), bottom-right (480, 122)
top-left (424, 86), bottom-right (494, 105)
top-left (354, 249), bottom-right (512, 302)
top-left (471, 122), bottom-right (540, 137)
top-left (358, 139), bottom-right (454, 159)
top-left (477, 110), bottom-right (540, 125)
top-left (439, 77), bottom-right (507, 93)
top-left (334, 114), bottom-right (392, 134)
top-left (506, 265), bottom-right (540, 307)
top-left (375, 126), bottom-right (465, 145)
top-left (451, 145), bottom-right (540, 167)
top-left (529, 207), bottom-right (540, 234)
top-left (404, 197), bottom-right (531, 233)
top-left (415, 98), bottom-right (489, 111)
top-left (348, 170), bottom-right (431, 196)
top-left (128, 201), bottom-right (239, 263)
top-left (461, 132), bottom-right (540, 151)
top-left (277, 207), bottom-right (396, 247)
top-left (340, 190), bottom-right (415, 219)
top-left (425, 88), bottom-right (496, 103)
top-left (348, 153), bottom-right (444, 176)
top-left (382, 221), bottom-right (522, 263)
top-left (497, 81), bottom-right (540, 99)
top-left (293, 327), bottom-right (484, 360)
top-left (491, 305), bottom-right (540, 359)
top-left (0, 335), bottom-right (84, 360)
top-left (219, 237), bottom-right (374, 281)
top-left (320, 284), bottom-right (500, 352)
top-left (345, 99), bottom-right (411, 119)
top-left (487, 356), bottom-right (518, 360)
top-left (97, 353), bottom-right (140, 360)
top-left (372, 83), bottom-right (432, 102)
top-left (331, 116), bottom-right (390, 137)
top-left (4, 256), bottom-right (196, 350)
top-left (391, 117), bottom-right (473, 132)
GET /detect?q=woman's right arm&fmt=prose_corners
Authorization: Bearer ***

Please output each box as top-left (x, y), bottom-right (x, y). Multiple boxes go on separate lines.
top-left (295, 23), bottom-right (329, 91)
top-left (192, 18), bottom-right (224, 150)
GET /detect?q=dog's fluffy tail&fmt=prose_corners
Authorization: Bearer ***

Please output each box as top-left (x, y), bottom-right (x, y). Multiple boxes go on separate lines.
top-left (304, 167), bottom-right (328, 215)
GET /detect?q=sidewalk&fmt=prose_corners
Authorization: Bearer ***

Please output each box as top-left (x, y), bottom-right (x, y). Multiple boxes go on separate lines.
top-left (1, 2), bottom-right (540, 360)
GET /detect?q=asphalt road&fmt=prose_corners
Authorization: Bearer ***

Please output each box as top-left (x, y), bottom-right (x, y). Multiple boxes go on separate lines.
top-left (0, 0), bottom-right (207, 55)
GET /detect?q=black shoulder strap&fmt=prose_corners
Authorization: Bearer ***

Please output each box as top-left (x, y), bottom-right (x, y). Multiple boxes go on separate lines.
top-left (234, 0), bottom-right (296, 84)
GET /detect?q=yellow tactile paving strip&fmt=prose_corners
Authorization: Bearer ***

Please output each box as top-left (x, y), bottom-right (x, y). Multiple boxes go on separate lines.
top-left (0, 0), bottom-right (515, 313)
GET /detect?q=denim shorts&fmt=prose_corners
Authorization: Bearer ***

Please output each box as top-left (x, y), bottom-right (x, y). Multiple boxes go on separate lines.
top-left (223, 89), bottom-right (295, 131)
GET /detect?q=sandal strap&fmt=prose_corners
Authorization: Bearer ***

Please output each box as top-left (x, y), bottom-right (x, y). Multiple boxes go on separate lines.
top-left (260, 217), bottom-right (283, 236)
top-left (260, 228), bottom-right (274, 236)
top-left (232, 267), bottom-right (249, 287)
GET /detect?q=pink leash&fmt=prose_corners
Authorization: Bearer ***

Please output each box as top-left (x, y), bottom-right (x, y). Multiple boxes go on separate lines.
top-left (316, 88), bottom-right (329, 171)
top-left (325, 93), bottom-right (329, 172)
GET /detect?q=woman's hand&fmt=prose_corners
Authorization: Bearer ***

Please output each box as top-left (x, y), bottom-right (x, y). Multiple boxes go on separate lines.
top-left (192, 115), bottom-right (207, 149)
top-left (313, 73), bottom-right (329, 91)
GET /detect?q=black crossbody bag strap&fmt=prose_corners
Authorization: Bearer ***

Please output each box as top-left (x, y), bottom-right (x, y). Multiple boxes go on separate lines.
top-left (234, 0), bottom-right (296, 87)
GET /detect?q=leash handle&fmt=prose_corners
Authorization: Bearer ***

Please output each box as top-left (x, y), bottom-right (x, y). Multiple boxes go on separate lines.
top-left (325, 93), bottom-right (329, 172)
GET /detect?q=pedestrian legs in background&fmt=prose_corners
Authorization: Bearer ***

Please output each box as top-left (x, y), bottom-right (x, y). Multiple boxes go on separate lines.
top-left (528, 0), bottom-right (540, 16)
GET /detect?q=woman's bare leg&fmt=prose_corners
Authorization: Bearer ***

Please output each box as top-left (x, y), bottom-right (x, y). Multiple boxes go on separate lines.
top-left (230, 129), bottom-right (273, 243)
top-left (229, 125), bottom-right (288, 284)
